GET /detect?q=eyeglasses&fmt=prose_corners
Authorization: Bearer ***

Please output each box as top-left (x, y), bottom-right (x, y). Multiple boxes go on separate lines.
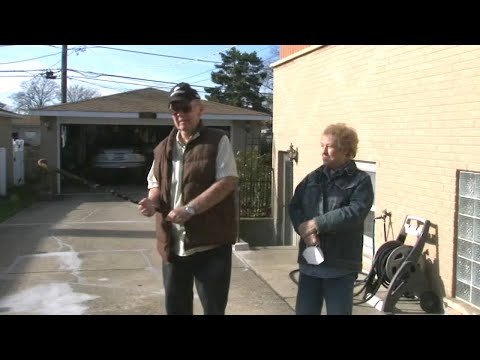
top-left (169, 100), bottom-right (192, 114)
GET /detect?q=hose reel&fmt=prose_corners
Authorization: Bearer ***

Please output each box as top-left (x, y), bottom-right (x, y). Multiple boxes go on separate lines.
top-left (355, 215), bottom-right (442, 314)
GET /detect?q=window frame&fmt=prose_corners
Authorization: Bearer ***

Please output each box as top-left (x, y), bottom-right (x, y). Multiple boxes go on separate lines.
top-left (355, 161), bottom-right (376, 259)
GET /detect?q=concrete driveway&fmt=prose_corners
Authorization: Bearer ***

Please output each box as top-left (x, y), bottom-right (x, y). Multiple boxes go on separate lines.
top-left (0, 190), bottom-right (293, 315)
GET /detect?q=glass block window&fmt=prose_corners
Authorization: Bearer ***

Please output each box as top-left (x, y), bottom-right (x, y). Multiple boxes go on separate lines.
top-left (456, 171), bottom-right (480, 309)
top-left (356, 161), bottom-right (376, 259)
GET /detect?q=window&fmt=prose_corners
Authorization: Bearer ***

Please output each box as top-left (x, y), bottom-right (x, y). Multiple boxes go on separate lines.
top-left (456, 171), bottom-right (480, 309)
top-left (355, 161), bottom-right (376, 259)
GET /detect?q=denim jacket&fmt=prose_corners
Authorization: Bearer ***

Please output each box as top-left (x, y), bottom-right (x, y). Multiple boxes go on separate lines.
top-left (289, 160), bottom-right (374, 272)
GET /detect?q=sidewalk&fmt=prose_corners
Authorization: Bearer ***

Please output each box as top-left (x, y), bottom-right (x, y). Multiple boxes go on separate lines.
top-left (233, 245), bottom-right (444, 315)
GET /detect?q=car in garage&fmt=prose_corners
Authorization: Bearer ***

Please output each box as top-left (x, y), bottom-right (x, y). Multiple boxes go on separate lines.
top-left (92, 147), bottom-right (147, 184)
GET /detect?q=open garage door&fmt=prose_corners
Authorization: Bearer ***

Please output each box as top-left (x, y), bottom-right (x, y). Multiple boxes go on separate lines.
top-left (60, 124), bottom-right (172, 192)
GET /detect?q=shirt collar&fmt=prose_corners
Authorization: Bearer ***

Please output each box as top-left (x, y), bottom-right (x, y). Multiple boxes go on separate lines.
top-left (176, 131), bottom-right (200, 146)
top-left (322, 159), bottom-right (357, 178)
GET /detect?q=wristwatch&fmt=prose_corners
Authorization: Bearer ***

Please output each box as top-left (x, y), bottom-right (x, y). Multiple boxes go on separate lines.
top-left (184, 205), bottom-right (196, 216)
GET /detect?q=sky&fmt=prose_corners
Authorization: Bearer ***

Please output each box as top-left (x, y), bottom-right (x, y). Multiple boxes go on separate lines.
top-left (0, 45), bottom-right (279, 110)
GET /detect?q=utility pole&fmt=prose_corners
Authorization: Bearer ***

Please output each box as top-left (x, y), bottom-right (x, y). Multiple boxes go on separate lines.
top-left (61, 45), bottom-right (67, 103)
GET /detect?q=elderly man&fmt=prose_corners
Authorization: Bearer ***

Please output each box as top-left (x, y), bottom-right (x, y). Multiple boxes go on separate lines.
top-left (138, 83), bottom-right (238, 315)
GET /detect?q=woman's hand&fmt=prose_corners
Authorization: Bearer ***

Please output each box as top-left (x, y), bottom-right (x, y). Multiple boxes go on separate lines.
top-left (303, 233), bottom-right (320, 247)
top-left (299, 219), bottom-right (318, 238)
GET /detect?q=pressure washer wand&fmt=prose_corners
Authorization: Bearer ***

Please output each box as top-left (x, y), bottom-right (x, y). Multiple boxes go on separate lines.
top-left (37, 159), bottom-right (164, 213)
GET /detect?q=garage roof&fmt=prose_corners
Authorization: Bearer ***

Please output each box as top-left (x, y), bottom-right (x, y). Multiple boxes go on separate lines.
top-left (0, 108), bottom-right (23, 119)
top-left (29, 87), bottom-right (271, 119)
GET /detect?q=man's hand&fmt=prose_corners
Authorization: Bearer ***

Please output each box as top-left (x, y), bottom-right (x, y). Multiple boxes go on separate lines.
top-left (138, 187), bottom-right (161, 218)
top-left (138, 198), bottom-right (156, 217)
top-left (298, 219), bottom-right (318, 239)
top-left (166, 206), bottom-right (194, 224)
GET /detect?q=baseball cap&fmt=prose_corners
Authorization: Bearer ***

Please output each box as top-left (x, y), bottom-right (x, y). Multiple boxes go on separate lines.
top-left (168, 82), bottom-right (201, 103)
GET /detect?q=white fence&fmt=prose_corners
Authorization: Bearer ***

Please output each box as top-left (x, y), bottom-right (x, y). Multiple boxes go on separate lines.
top-left (13, 139), bottom-right (24, 186)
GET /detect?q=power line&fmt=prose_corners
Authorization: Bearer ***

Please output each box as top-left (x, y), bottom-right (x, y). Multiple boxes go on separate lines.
top-left (174, 69), bottom-right (212, 82)
top-left (238, 45), bottom-right (273, 54)
top-left (72, 77), bottom-right (133, 92)
top-left (0, 51), bottom-right (62, 65)
top-left (67, 68), bottom-right (216, 89)
top-left (1, 66), bottom-right (215, 90)
top-left (189, 77), bottom-right (211, 85)
top-left (169, 45), bottom-right (237, 68)
top-left (71, 76), bottom-right (209, 96)
top-left (1, 71), bottom-right (271, 95)
top-left (0, 69), bottom-right (49, 73)
top-left (69, 75), bottom-right (168, 88)
top-left (91, 46), bottom-right (220, 63)
top-left (46, 46), bottom-right (82, 69)
top-left (0, 75), bottom-right (35, 78)
top-left (69, 74), bottom-right (213, 94)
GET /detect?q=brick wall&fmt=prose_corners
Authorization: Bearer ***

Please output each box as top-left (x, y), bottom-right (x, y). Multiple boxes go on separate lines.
top-left (280, 45), bottom-right (311, 58)
top-left (272, 45), bottom-right (480, 298)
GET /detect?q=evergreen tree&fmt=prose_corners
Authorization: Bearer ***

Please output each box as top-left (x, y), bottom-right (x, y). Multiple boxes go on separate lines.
top-left (205, 48), bottom-right (269, 113)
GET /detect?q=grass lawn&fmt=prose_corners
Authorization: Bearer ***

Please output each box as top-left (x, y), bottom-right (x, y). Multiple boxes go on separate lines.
top-left (0, 185), bottom-right (38, 223)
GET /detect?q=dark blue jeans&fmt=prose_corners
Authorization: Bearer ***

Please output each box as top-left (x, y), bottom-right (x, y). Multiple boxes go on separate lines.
top-left (162, 244), bottom-right (232, 315)
top-left (295, 272), bottom-right (357, 315)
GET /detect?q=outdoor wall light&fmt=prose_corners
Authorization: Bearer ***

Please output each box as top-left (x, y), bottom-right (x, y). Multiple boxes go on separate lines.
top-left (287, 143), bottom-right (298, 163)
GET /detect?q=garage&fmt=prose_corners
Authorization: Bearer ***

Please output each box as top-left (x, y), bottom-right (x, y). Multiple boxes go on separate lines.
top-left (60, 123), bottom-right (172, 188)
top-left (30, 88), bottom-right (271, 194)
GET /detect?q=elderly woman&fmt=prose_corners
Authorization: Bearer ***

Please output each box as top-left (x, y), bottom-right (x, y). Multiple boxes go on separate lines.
top-left (289, 123), bottom-right (374, 315)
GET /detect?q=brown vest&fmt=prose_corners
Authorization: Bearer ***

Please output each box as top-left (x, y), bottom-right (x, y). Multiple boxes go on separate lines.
top-left (152, 124), bottom-right (237, 262)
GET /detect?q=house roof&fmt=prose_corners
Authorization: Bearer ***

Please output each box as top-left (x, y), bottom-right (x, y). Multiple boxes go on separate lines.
top-left (0, 108), bottom-right (23, 118)
top-left (30, 88), bottom-right (271, 119)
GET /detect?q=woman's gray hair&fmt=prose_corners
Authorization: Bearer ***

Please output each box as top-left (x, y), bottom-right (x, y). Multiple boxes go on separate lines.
top-left (323, 123), bottom-right (359, 159)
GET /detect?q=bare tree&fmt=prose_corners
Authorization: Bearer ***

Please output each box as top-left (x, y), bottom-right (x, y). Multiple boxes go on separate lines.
top-left (261, 46), bottom-right (280, 114)
top-left (60, 84), bottom-right (101, 103)
top-left (263, 46), bottom-right (279, 92)
top-left (9, 76), bottom-right (59, 114)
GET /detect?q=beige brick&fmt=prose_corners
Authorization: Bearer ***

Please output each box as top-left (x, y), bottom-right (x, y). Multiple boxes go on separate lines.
top-left (274, 45), bottom-right (480, 303)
